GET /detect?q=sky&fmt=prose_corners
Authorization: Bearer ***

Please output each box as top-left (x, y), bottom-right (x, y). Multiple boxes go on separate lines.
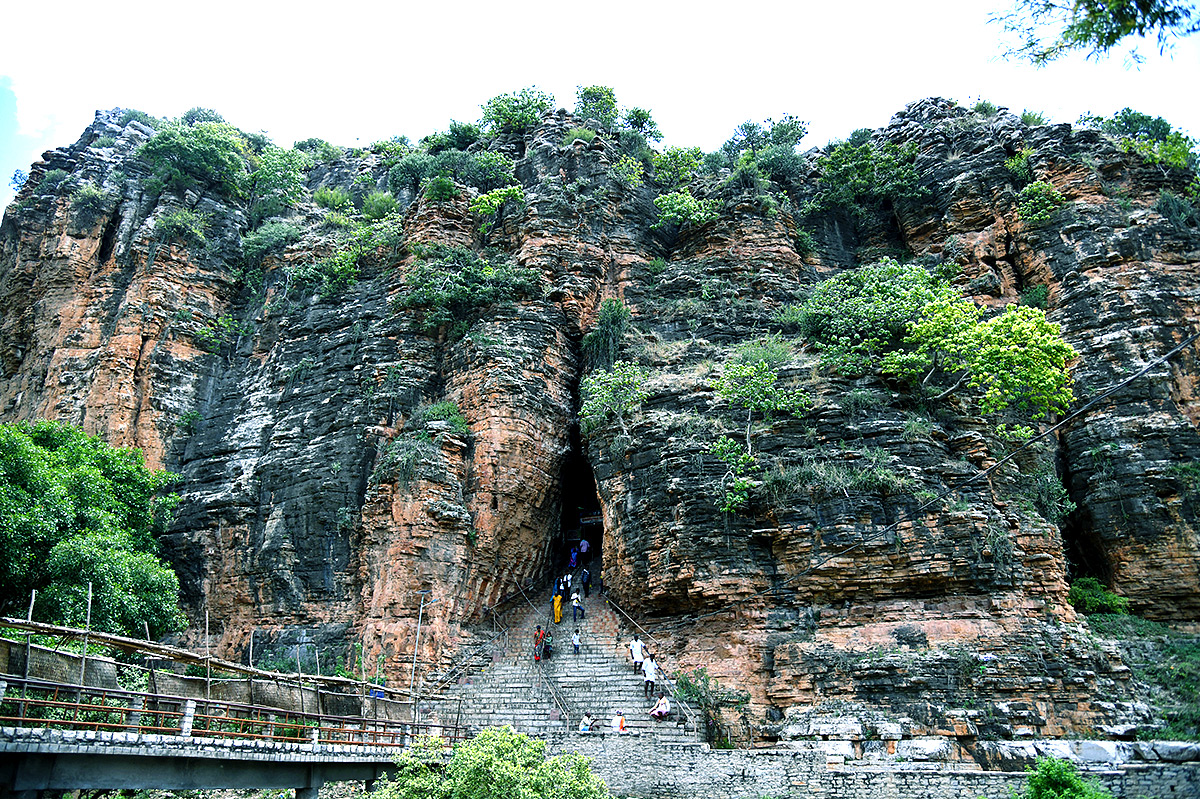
top-left (2, 0), bottom-right (1198, 208)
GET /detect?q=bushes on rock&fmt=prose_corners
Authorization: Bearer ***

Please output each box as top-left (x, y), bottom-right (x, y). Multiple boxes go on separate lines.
top-left (579, 360), bottom-right (649, 438)
top-left (1017, 180), bottom-right (1065, 225)
top-left (362, 190), bottom-right (399, 220)
top-left (581, 298), bottom-right (631, 372)
top-left (37, 169), bottom-right (72, 194)
top-left (651, 147), bottom-right (704, 188)
top-left (423, 175), bottom-right (459, 202)
top-left (575, 85), bottom-right (619, 131)
top-left (1018, 756), bottom-right (1113, 799)
top-left (70, 183), bottom-right (109, 228)
top-left (137, 122), bottom-right (249, 197)
top-left (653, 189), bottom-right (720, 228)
top-left (563, 127), bottom-right (596, 146)
top-left (807, 138), bottom-right (923, 217)
top-left (1068, 577), bottom-right (1129, 615)
top-left (154, 208), bottom-right (208, 246)
top-left (395, 244), bottom-right (541, 339)
top-left (314, 185), bottom-right (351, 211)
top-left (242, 221), bottom-right (301, 265)
top-left (480, 87), bottom-right (554, 135)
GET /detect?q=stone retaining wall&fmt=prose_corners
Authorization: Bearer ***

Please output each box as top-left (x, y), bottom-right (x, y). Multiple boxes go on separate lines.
top-left (545, 733), bottom-right (1200, 799)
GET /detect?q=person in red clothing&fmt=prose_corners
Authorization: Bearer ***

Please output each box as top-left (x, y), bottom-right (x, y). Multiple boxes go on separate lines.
top-left (533, 625), bottom-right (546, 661)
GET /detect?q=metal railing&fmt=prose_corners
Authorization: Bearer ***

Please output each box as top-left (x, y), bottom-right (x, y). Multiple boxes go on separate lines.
top-left (424, 624), bottom-right (510, 697)
top-left (516, 582), bottom-right (572, 729)
top-left (603, 597), bottom-right (700, 734)
top-left (0, 676), bottom-right (465, 746)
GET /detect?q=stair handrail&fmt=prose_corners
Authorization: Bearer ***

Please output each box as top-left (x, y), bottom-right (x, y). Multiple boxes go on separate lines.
top-left (516, 581), bottom-right (572, 730)
top-left (424, 622), bottom-right (509, 697)
top-left (603, 596), bottom-right (699, 733)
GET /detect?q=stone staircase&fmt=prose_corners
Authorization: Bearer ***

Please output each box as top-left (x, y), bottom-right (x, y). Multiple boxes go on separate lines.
top-left (437, 580), bottom-right (702, 745)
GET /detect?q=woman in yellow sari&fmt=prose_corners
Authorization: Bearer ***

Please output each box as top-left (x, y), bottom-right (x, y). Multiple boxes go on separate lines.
top-left (553, 592), bottom-right (562, 624)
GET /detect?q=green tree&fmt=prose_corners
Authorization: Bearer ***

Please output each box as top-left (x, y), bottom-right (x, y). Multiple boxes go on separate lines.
top-left (580, 361), bottom-right (650, 437)
top-left (714, 360), bottom-right (809, 452)
top-left (581, 298), bottom-right (631, 371)
top-left (1079, 108), bottom-right (1197, 171)
top-left (808, 138), bottom-right (923, 217)
top-left (246, 144), bottom-right (311, 225)
top-left (480, 87), bottom-right (555, 135)
top-left (653, 189), bottom-right (720, 228)
top-left (373, 727), bottom-right (608, 799)
top-left (651, 147), bottom-right (704, 188)
top-left (720, 115), bottom-right (807, 161)
top-left (575, 85), bottom-right (619, 131)
top-left (0, 420), bottom-right (183, 636)
top-left (883, 298), bottom-right (1076, 420)
top-left (137, 121), bottom-right (249, 197)
top-left (621, 107), bottom-right (662, 142)
top-left (996, 0), bottom-right (1200, 64)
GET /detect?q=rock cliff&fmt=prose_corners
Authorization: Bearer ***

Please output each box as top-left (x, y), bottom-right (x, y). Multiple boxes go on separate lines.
top-left (2, 98), bottom-right (1197, 744)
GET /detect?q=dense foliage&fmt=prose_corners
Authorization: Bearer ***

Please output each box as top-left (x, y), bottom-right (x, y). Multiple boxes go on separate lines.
top-left (480, 87), bottom-right (555, 135)
top-left (581, 299), bottom-right (631, 372)
top-left (1018, 756), bottom-right (1113, 799)
top-left (1068, 577), bottom-right (1130, 614)
top-left (808, 137), bottom-right (923, 216)
top-left (137, 121), bottom-right (248, 197)
top-left (1079, 107), bottom-right (1198, 171)
top-left (373, 727), bottom-right (608, 799)
top-left (797, 260), bottom-right (1075, 420)
top-left (579, 361), bottom-right (649, 437)
top-left (396, 244), bottom-right (541, 339)
top-left (0, 420), bottom-right (183, 636)
top-left (575, 85), bottom-right (619, 131)
top-left (653, 189), bottom-right (720, 228)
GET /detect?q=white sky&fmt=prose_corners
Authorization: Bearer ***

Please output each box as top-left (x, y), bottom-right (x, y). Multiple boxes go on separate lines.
top-left (2, 0), bottom-right (1198, 208)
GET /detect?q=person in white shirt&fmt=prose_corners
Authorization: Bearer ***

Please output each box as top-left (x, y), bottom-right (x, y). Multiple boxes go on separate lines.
top-left (571, 591), bottom-right (583, 622)
top-left (572, 628), bottom-right (581, 654)
top-left (628, 636), bottom-right (644, 674)
top-left (611, 711), bottom-right (626, 732)
top-left (649, 694), bottom-right (670, 721)
top-left (579, 712), bottom-right (595, 731)
top-left (642, 655), bottom-right (658, 698)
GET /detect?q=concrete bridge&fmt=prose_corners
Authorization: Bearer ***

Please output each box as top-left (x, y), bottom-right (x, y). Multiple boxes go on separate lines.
top-left (0, 676), bottom-right (459, 797)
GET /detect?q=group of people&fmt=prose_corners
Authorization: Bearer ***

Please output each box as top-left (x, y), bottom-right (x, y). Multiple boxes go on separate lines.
top-left (551, 567), bottom-right (592, 625)
top-left (577, 693), bottom-right (670, 734)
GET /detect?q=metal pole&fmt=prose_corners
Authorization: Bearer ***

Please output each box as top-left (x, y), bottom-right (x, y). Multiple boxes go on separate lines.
top-left (409, 592), bottom-right (429, 693)
top-left (20, 590), bottom-right (35, 716)
top-left (79, 582), bottom-right (93, 686)
top-left (205, 609), bottom-right (211, 702)
top-left (249, 629), bottom-right (254, 668)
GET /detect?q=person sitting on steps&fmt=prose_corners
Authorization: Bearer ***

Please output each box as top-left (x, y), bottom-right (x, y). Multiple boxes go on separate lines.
top-left (650, 693), bottom-right (670, 721)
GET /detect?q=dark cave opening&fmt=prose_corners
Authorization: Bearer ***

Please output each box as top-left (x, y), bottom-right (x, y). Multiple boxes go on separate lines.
top-left (557, 423), bottom-right (603, 581)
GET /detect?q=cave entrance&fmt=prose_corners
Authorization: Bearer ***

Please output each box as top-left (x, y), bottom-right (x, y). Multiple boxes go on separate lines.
top-left (558, 425), bottom-right (602, 581)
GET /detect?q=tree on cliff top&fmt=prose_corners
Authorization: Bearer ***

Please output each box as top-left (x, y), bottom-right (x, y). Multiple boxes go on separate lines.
top-left (0, 420), bottom-right (184, 637)
top-left (373, 726), bottom-right (609, 799)
top-left (480, 87), bottom-right (555, 135)
top-left (996, 0), bottom-right (1200, 64)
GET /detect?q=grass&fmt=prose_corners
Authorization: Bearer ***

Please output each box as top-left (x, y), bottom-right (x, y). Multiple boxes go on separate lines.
top-left (1088, 614), bottom-right (1200, 740)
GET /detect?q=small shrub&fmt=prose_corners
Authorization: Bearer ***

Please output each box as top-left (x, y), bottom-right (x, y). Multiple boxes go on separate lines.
top-left (1004, 147), bottom-right (1035, 186)
top-left (194, 314), bottom-right (251, 353)
top-left (136, 122), bottom-right (248, 197)
top-left (1021, 284), bottom-right (1049, 308)
top-left (177, 410), bottom-right (201, 435)
top-left (794, 228), bottom-right (817, 256)
top-left (902, 414), bottom-right (932, 441)
top-left (1156, 190), bottom-right (1199, 227)
top-left (291, 250), bottom-right (359, 299)
top-left (154, 208), bottom-right (208, 246)
top-left (1021, 110), bottom-right (1049, 126)
top-left (609, 154), bottom-right (644, 187)
top-left (313, 185), bottom-right (351, 210)
top-left (579, 360), bottom-right (649, 438)
top-left (70, 183), bottom-right (109, 228)
top-left (37, 169), bottom-right (71, 194)
top-left (582, 298), bottom-right (632, 371)
top-left (362, 190), bottom-right (398, 220)
top-left (242, 221), bottom-right (301, 265)
top-left (294, 138), bottom-right (344, 162)
top-left (119, 109), bottom-right (162, 129)
top-left (972, 99), bottom-right (999, 116)
top-left (1018, 756), bottom-right (1113, 799)
top-left (563, 127), bottom-right (596, 146)
top-left (397, 244), bottom-right (541, 339)
top-left (1068, 577), bottom-right (1129, 615)
top-left (1017, 180), bottom-right (1065, 225)
top-left (575, 85), bottom-right (619, 131)
top-left (419, 120), bottom-right (480, 154)
top-left (181, 107), bottom-right (226, 126)
top-left (653, 189), bottom-right (720, 228)
top-left (388, 153), bottom-right (435, 194)
top-left (323, 211), bottom-right (354, 228)
top-left (651, 146), bottom-right (704, 188)
top-left (370, 432), bottom-right (437, 489)
top-left (92, 135), bottom-right (116, 148)
top-left (424, 175), bottom-right (459, 202)
top-left (420, 401), bottom-right (470, 435)
top-left (481, 87), bottom-right (555, 135)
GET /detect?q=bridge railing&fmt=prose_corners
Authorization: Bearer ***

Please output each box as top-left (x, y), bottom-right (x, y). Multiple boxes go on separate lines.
top-left (0, 676), bottom-right (465, 746)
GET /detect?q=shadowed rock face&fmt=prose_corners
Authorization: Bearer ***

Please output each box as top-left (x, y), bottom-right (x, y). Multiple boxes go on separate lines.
top-left (1, 99), bottom-right (1196, 740)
